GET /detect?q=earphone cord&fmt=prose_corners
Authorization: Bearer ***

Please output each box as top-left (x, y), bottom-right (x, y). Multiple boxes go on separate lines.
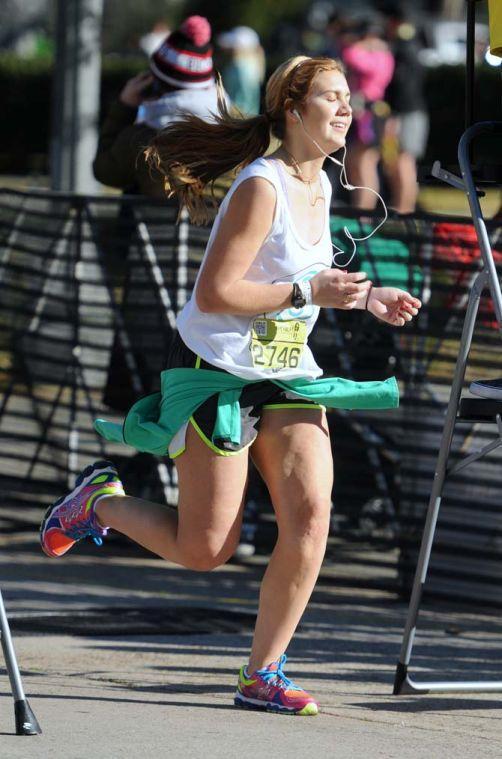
top-left (299, 128), bottom-right (389, 268)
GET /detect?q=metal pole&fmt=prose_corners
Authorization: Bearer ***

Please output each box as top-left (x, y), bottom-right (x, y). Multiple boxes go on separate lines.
top-left (50, 0), bottom-right (103, 193)
top-left (458, 122), bottom-right (502, 326)
top-left (0, 589), bottom-right (41, 735)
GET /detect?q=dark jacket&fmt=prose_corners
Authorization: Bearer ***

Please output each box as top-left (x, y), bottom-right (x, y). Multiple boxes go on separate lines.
top-left (93, 101), bottom-right (166, 197)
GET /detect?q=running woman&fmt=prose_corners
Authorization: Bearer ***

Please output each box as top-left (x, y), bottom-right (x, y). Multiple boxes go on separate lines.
top-left (40, 56), bottom-right (421, 716)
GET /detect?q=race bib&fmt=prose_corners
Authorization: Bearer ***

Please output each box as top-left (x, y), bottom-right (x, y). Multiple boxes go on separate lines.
top-left (250, 317), bottom-right (307, 370)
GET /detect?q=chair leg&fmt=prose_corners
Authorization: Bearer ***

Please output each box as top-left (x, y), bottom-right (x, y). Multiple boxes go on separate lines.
top-left (394, 277), bottom-right (485, 694)
top-left (0, 590), bottom-right (41, 735)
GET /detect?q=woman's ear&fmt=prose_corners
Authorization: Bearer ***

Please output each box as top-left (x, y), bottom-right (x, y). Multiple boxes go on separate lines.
top-left (284, 97), bottom-right (297, 122)
top-left (284, 101), bottom-right (300, 123)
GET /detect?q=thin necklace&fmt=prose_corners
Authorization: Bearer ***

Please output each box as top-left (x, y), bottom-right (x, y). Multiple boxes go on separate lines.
top-left (281, 147), bottom-right (323, 207)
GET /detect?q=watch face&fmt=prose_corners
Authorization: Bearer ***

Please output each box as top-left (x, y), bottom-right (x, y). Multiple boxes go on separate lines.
top-left (292, 283), bottom-right (306, 309)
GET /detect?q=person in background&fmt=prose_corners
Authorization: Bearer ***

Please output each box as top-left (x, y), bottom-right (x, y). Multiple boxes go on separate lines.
top-left (342, 17), bottom-right (395, 209)
top-left (93, 15), bottom-right (225, 196)
top-left (382, 6), bottom-right (429, 213)
top-left (217, 26), bottom-right (265, 116)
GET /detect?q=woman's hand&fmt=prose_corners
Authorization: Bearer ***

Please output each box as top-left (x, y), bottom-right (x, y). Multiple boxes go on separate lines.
top-left (311, 269), bottom-right (372, 309)
top-left (367, 286), bottom-right (421, 327)
top-left (119, 72), bottom-right (155, 108)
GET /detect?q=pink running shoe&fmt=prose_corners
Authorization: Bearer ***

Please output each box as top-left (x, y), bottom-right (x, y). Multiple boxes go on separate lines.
top-left (40, 461), bottom-right (125, 558)
top-left (234, 654), bottom-right (318, 715)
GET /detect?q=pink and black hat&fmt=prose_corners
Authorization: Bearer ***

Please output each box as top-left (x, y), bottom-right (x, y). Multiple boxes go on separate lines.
top-left (150, 15), bottom-right (214, 89)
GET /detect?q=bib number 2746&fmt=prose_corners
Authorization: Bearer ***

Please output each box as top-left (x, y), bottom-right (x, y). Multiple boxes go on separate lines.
top-left (250, 318), bottom-right (307, 370)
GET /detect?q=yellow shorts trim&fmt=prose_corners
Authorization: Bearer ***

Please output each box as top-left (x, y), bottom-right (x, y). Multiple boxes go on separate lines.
top-left (170, 445), bottom-right (186, 459)
top-left (189, 416), bottom-right (252, 457)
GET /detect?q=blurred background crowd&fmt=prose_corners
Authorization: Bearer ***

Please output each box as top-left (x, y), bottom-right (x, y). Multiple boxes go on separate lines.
top-left (0, 0), bottom-right (500, 215)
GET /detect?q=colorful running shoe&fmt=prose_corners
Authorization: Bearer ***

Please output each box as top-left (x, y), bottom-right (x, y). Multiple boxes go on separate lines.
top-left (234, 654), bottom-right (318, 716)
top-left (40, 460), bottom-right (125, 558)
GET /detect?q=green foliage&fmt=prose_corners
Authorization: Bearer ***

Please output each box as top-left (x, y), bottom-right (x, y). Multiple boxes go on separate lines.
top-left (183, 0), bottom-right (308, 42)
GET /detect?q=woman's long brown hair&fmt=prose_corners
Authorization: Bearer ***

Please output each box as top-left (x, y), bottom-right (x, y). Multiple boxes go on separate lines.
top-left (145, 56), bottom-right (344, 224)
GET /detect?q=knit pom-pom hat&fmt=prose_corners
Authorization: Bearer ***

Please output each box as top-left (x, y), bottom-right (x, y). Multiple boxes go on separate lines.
top-left (150, 15), bottom-right (214, 89)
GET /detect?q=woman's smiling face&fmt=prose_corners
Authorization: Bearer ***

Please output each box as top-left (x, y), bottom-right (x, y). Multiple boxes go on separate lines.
top-left (297, 69), bottom-right (352, 153)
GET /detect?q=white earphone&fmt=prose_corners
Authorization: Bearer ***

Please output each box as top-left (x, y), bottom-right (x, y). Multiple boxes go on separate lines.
top-left (290, 107), bottom-right (388, 267)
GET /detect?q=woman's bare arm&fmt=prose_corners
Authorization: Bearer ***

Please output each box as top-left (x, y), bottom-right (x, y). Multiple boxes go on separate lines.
top-left (196, 177), bottom-right (294, 315)
top-left (196, 176), bottom-right (371, 315)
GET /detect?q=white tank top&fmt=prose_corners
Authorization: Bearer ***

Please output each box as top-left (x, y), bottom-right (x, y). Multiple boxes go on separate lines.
top-left (176, 157), bottom-right (333, 380)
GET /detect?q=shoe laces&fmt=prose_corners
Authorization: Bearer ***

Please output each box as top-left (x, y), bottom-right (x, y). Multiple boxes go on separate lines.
top-left (257, 655), bottom-right (301, 691)
top-left (66, 518), bottom-right (106, 547)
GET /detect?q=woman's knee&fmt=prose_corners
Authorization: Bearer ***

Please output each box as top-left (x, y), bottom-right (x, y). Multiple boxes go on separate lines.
top-left (279, 496), bottom-right (331, 546)
top-left (178, 533), bottom-right (239, 571)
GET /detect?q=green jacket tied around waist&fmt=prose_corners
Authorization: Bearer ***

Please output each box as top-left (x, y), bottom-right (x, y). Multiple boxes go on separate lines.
top-left (94, 367), bottom-right (399, 457)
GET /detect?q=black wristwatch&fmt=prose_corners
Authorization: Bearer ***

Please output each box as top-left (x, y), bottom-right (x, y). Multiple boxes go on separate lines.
top-left (291, 282), bottom-right (306, 308)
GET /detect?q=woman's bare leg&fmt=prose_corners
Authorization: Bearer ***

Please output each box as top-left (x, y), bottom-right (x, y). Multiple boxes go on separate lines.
top-left (246, 408), bottom-right (333, 672)
top-left (95, 423), bottom-right (249, 570)
top-left (97, 407), bottom-right (332, 669)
